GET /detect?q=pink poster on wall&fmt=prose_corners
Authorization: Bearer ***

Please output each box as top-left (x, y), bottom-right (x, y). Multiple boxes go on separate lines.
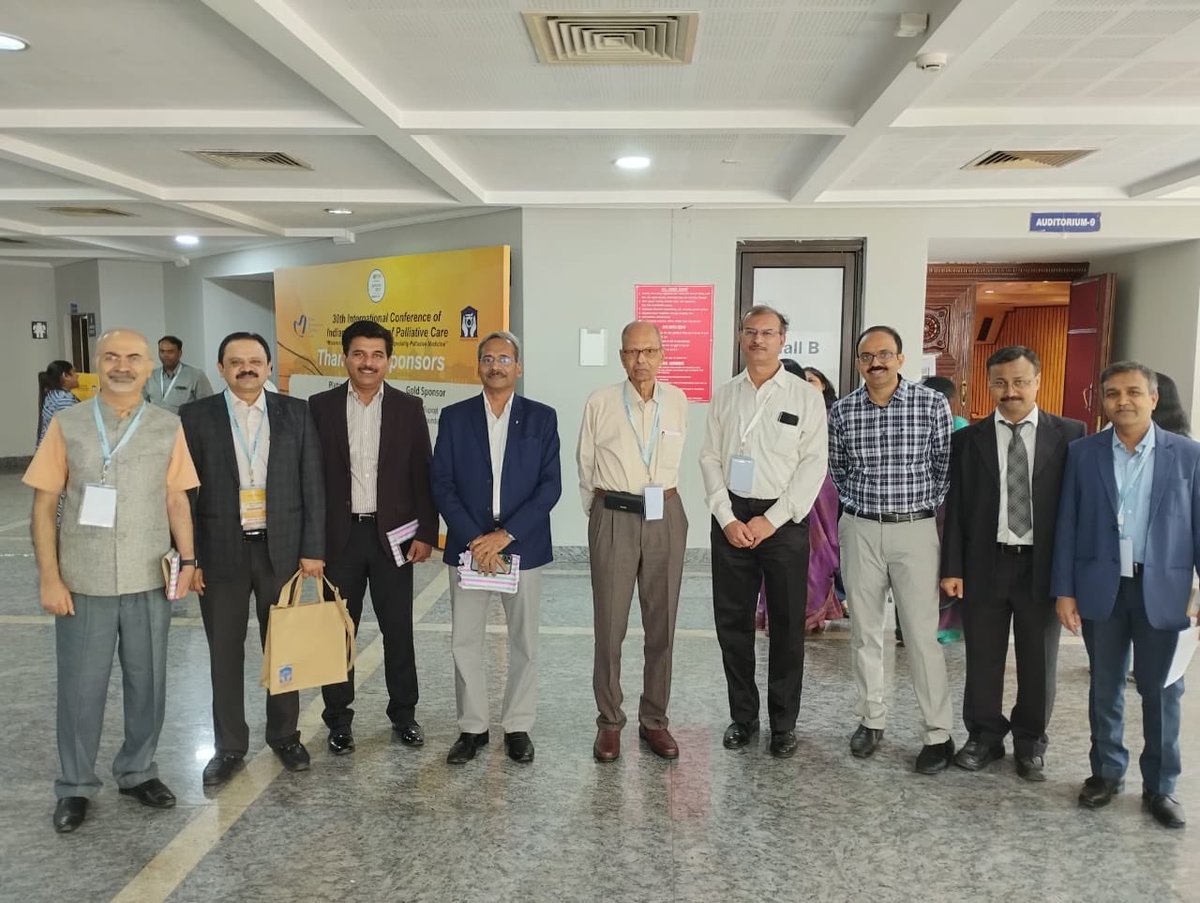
top-left (634, 284), bottom-right (714, 403)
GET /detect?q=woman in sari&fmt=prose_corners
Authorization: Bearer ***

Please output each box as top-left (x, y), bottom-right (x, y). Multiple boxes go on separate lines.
top-left (36, 359), bottom-right (78, 446)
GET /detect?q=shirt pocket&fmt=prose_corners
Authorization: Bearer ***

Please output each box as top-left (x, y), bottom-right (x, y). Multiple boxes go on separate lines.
top-left (772, 420), bottom-right (801, 456)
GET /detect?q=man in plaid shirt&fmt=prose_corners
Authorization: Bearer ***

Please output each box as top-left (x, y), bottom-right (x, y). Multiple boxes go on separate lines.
top-left (829, 325), bottom-right (956, 774)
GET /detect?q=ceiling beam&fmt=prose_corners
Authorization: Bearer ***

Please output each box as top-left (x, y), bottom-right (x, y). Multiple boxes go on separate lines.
top-left (0, 215), bottom-right (190, 263)
top-left (896, 105), bottom-right (1200, 130)
top-left (819, 187), bottom-right (1127, 205)
top-left (199, 0), bottom-right (481, 205)
top-left (485, 190), bottom-right (787, 206)
top-left (0, 109), bottom-right (366, 135)
top-left (1127, 160), bottom-right (1200, 199)
top-left (395, 110), bottom-right (853, 135)
top-left (157, 187), bottom-right (455, 204)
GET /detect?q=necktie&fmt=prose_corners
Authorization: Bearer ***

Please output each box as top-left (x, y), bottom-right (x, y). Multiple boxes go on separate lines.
top-left (1005, 421), bottom-right (1031, 538)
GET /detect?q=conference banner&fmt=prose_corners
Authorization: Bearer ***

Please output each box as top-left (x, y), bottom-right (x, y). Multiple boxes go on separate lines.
top-left (274, 246), bottom-right (510, 429)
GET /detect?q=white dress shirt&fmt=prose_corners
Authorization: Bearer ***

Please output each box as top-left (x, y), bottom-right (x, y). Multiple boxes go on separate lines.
top-left (227, 388), bottom-right (270, 488)
top-left (485, 392), bottom-right (514, 520)
top-left (346, 385), bottom-right (383, 514)
top-left (995, 405), bottom-right (1038, 545)
top-left (699, 365), bottom-right (828, 529)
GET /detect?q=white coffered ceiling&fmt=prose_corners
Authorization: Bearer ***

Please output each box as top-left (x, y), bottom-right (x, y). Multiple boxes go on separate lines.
top-left (0, 0), bottom-right (1198, 265)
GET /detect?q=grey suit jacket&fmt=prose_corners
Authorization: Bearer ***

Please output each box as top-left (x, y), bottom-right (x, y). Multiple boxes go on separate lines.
top-left (180, 391), bottom-right (325, 582)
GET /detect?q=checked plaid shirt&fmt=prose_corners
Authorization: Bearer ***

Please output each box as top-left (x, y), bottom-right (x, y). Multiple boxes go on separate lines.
top-left (828, 378), bottom-right (952, 515)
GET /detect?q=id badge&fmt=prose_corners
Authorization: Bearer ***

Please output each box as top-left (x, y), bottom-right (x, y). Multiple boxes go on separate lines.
top-left (644, 484), bottom-right (665, 521)
top-left (1119, 537), bottom-right (1134, 578)
top-left (239, 487), bottom-right (267, 531)
top-left (729, 455), bottom-right (755, 494)
top-left (79, 483), bottom-right (117, 528)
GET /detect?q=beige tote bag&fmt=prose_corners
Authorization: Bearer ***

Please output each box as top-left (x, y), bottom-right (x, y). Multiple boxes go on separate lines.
top-left (260, 571), bottom-right (356, 695)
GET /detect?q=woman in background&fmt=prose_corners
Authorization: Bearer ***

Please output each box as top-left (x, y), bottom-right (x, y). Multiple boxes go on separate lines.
top-left (922, 374), bottom-right (968, 644)
top-left (37, 360), bottom-right (78, 447)
top-left (1153, 371), bottom-right (1190, 437)
top-left (803, 366), bottom-right (837, 410)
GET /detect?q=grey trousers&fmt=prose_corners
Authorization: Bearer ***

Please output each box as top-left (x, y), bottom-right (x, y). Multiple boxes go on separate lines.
top-left (588, 494), bottom-right (687, 730)
top-left (839, 515), bottom-right (952, 745)
top-left (449, 564), bottom-right (543, 734)
top-left (55, 590), bottom-right (171, 799)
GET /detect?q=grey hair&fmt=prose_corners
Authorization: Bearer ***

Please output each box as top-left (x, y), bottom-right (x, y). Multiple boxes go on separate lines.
top-left (621, 320), bottom-right (663, 347)
top-left (477, 330), bottom-right (522, 363)
top-left (741, 305), bottom-right (789, 332)
top-left (1101, 360), bottom-right (1158, 394)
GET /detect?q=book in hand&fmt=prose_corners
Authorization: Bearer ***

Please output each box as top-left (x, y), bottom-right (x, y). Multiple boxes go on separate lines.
top-left (457, 550), bottom-right (520, 593)
top-left (161, 549), bottom-right (182, 600)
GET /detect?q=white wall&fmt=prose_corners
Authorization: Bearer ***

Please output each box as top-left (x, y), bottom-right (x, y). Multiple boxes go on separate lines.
top-left (54, 260), bottom-right (100, 365)
top-left (198, 278), bottom-right (277, 386)
top-left (2, 263), bottom-right (61, 456)
top-left (97, 260), bottom-right (166, 341)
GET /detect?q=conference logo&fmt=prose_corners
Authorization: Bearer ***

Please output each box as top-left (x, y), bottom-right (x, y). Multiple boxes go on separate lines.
top-left (367, 268), bottom-right (386, 303)
top-left (460, 306), bottom-right (478, 338)
top-left (293, 314), bottom-right (308, 338)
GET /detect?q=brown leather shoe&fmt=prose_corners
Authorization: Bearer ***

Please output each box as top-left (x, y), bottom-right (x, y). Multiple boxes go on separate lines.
top-left (593, 728), bottom-right (621, 762)
top-left (639, 725), bottom-right (679, 760)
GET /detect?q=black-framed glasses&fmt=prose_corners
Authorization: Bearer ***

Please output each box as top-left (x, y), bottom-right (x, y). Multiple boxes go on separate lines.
top-left (619, 347), bottom-right (663, 360)
top-left (857, 351), bottom-right (896, 364)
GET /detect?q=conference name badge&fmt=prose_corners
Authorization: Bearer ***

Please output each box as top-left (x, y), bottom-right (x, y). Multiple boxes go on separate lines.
top-left (79, 483), bottom-right (118, 528)
top-left (729, 455), bottom-right (755, 494)
top-left (240, 487), bottom-right (267, 531)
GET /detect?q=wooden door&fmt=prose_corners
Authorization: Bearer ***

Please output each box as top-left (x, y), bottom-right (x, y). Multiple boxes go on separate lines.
top-left (1061, 274), bottom-right (1116, 433)
top-left (923, 284), bottom-right (975, 420)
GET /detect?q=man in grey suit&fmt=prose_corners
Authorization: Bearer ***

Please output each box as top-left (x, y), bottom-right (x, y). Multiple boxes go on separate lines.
top-left (180, 332), bottom-right (325, 787)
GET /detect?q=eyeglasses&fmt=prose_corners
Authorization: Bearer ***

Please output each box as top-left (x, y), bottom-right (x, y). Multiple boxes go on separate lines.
top-left (741, 328), bottom-right (781, 339)
top-left (857, 351), bottom-right (897, 364)
top-left (480, 355), bottom-right (515, 366)
top-left (989, 378), bottom-right (1036, 391)
top-left (620, 347), bottom-right (663, 360)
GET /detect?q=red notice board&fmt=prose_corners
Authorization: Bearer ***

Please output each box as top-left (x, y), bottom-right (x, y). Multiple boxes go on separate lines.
top-left (634, 284), bottom-right (714, 403)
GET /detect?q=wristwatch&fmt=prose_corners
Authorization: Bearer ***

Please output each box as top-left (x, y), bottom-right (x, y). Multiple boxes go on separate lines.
top-left (179, 558), bottom-right (198, 567)
top-left (503, 531), bottom-right (516, 543)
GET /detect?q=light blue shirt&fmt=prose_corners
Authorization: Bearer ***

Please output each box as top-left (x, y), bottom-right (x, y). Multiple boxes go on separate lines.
top-left (1112, 426), bottom-right (1156, 564)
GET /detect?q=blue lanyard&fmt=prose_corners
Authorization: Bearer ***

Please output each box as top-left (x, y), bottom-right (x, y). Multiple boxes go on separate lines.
top-left (623, 384), bottom-right (662, 475)
top-left (225, 391), bottom-right (268, 486)
top-left (93, 399), bottom-right (147, 483)
top-left (1115, 445), bottom-right (1152, 529)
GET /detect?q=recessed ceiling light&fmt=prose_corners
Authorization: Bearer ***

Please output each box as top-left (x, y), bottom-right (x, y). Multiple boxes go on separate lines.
top-left (324, 207), bottom-right (354, 215)
top-left (615, 156), bottom-right (651, 170)
top-left (175, 234), bottom-right (200, 247)
top-left (0, 33), bottom-right (29, 52)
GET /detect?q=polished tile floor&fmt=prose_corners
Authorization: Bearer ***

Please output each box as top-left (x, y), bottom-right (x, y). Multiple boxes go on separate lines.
top-left (0, 472), bottom-right (1197, 902)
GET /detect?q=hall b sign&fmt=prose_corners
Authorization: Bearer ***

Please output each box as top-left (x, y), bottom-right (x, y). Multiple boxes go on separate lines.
top-left (1029, 212), bottom-right (1101, 233)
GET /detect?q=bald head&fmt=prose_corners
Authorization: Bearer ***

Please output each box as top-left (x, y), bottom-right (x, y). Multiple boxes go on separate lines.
top-left (621, 320), bottom-right (662, 348)
top-left (97, 328), bottom-right (154, 405)
top-left (99, 329), bottom-right (150, 356)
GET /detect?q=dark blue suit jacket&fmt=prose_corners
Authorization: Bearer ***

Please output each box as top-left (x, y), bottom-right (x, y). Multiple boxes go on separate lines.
top-left (431, 393), bottom-right (561, 569)
top-left (1050, 425), bottom-right (1200, 630)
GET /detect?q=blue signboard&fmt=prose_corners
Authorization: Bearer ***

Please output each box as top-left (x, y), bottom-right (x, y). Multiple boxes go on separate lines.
top-left (1029, 212), bottom-right (1101, 233)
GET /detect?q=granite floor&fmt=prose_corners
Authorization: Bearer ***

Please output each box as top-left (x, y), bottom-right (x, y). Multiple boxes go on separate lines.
top-left (0, 472), bottom-right (1197, 902)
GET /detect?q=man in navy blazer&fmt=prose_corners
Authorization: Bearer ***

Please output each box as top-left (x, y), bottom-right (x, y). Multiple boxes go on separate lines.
top-left (431, 330), bottom-right (561, 765)
top-left (1053, 361), bottom-right (1200, 829)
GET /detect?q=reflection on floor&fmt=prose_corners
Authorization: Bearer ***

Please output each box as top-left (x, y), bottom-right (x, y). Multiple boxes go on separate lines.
top-left (0, 472), bottom-right (1194, 902)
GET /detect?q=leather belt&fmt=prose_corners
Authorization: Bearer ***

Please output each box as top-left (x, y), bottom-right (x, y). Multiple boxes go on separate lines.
top-left (997, 543), bottom-right (1032, 555)
top-left (845, 507), bottom-right (934, 523)
top-left (594, 487), bottom-right (678, 500)
top-left (1132, 563), bottom-right (1144, 576)
top-left (242, 530), bottom-right (267, 542)
top-left (351, 513), bottom-right (376, 522)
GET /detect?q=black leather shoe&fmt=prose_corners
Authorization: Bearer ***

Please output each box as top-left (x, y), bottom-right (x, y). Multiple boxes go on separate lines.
top-left (768, 731), bottom-right (798, 759)
top-left (1015, 754), bottom-right (1046, 782)
top-left (446, 731), bottom-right (489, 764)
top-left (504, 731), bottom-right (535, 763)
top-left (394, 721), bottom-right (425, 747)
top-left (1078, 775), bottom-right (1123, 808)
top-left (1144, 792), bottom-right (1186, 828)
top-left (201, 754), bottom-right (245, 787)
top-left (119, 778), bottom-right (177, 809)
top-left (850, 724), bottom-right (884, 758)
top-left (53, 797), bottom-right (87, 833)
top-left (722, 720), bottom-right (760, 750)
top-left (953, 738), bottom-right (1005, 771)
top-left (915, 739), bottom-right (956, 775)
top-left (274, 741), bottom-right (311, 772)
top-left (327, 730), bottom-right (355, 756)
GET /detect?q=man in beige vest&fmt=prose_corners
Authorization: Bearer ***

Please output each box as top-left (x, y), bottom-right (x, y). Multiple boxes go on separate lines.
top-left (25, 329), bottom-right (199, 834)
top-left (578, 321), bottom-right (688, 762)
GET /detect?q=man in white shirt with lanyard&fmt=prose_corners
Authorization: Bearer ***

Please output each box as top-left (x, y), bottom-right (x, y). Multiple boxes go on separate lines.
top-left (700, 305), bottom-right (828, 758)
top-left (180, 332), bottom-right (325, 787)
top-left (145, 335), bottom-right (213, 414)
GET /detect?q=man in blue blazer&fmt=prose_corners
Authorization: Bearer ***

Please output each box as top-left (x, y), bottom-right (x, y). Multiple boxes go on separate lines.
top-left (431, 330), bottom-right (561, 765)
top-left (1053, 361), bottom-right (1200, 829)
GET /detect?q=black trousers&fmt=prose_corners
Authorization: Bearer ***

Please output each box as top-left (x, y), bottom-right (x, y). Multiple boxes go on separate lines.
top-left (321, 519), bottom-right (417, 730)
top-left (960, 546), bottom-right (1061, 757)
top-left (710, 495), bottom-right (809, 733)
top-left (200, 541), bottom-right (299, 755)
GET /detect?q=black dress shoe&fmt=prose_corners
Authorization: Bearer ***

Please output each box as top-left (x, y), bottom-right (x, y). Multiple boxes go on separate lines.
top-left (394, 721), bottom-right (425, 747)
top-left (1078, 775), bottom-right (1123, 808)
top-left (768, 731), bottom-right (798, 759)
top-left (53, 797), bottom-right (88, 833)
top-left (1144, 791), bottom-right (1186, 828)
top-left (915, 739), bottom-right (956, 775)
top-left (722, 720), bottom-right (760, 750)
top-left (327, 730), bottom-right (355, 756)
top-left (446, 731), bottom-right (489, 765)
top-left (1015, 754), bottom-right (1046, 782)
top-left (202, 754), bottom-right (245, 787)
top-left (274, 740), bottom-right (311, 772)
top-left (119, 778), bottom-right (177, 809)
top-left (850, 724), bottom-right (884, 758)
top-left (953, 738), bottom-right (1005, 771)
top-left (504, 731), bottom-right (535, 763)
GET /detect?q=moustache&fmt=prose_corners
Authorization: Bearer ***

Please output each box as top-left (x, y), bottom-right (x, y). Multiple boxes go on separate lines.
top-left (486, 370), bottom-right (505, 378)
top-left (869, 367), bottom-right (886, 373)
top-left (236, 371), bottom-right (258, 379)
top-left (1001, 397), bottom-right (1021, 403)
top-left (355, 366), bottom-right (378, 374)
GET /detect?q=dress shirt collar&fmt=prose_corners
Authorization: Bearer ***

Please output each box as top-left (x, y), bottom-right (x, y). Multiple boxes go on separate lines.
top-left (225, 387), bottom-right (266, 413)
top-left (348, 383), bottom-right (384, 408)
top-left (850, 376), bottom-right (910, 408)
top-left (623, 379), bottom-right (661, 408)
top-left (484, 391), bottom-right (514, 422)
top-left (1112, 423), bottom-right (1156, 456)
top-left (995, 404), bottom-right (1039, 429)
top-left (735, 363), bottom-right (791, 392)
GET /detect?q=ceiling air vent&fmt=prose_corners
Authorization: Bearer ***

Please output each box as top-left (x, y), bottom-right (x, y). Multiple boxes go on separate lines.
top-left (963, 149), bottom-right (1096, 171)
top-left (43, 206), bottom-right (136, 217)
top-left (184, 150), bottom-right (313, 171)
top-left (523, 11), bottom-right (698, 64)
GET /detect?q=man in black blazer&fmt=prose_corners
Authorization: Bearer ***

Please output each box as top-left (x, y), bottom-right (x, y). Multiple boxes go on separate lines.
top-left (941, 345), bottom-right (1085, 780)
top-left (180, 332), bottom-right (325, 787)
top-left (308, 320), bottom-right (439, 756)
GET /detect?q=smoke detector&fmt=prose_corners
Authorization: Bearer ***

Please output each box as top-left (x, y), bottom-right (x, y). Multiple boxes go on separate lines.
top-left (915, 51), bottom-right (948, 72)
